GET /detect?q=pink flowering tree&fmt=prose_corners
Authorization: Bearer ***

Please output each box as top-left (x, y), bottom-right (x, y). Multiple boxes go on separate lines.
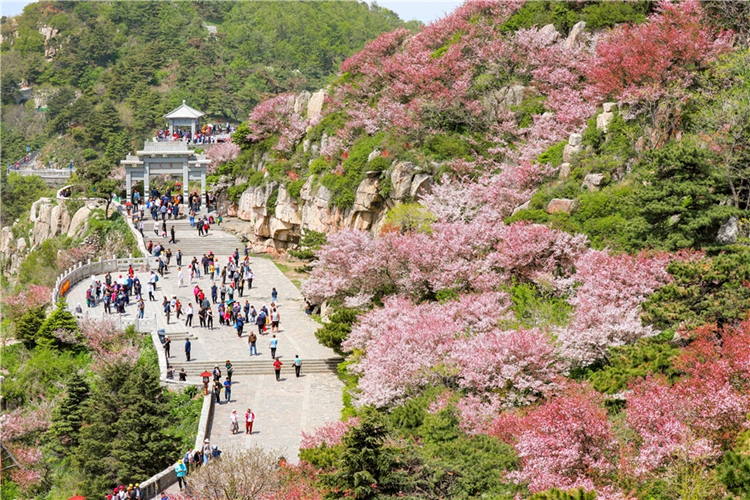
top-left (492, 384), bottom-right (619, 493)
top-left (587, 0), bottom-right (732, 105)
top-left (2, 285), bottom-right (51, 321)
top-left (206, 140), bottom-right (241, 174)
top-left (79, 317), bottom-right (141, 370)
top-left (556, 250), bottom-right (674, 366)
top-left (300, 417), bottom-right (360, 449)
top-left (246, 94), bottom-right (307, 154)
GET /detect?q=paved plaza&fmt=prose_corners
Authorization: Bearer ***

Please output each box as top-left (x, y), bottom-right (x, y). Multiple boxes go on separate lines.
top-left (65, 217), bottom-right (344, 462)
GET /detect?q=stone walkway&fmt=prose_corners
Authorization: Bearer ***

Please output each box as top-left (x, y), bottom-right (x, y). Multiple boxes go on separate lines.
top-left (65, 216), bottom-right (343, 463)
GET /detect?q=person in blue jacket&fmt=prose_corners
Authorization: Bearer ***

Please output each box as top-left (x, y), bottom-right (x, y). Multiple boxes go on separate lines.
top-left (174, 459), bottom-right (187, 490)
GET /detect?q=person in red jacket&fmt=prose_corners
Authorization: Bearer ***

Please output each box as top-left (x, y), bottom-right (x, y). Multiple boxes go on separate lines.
top-left (273, 357), bottom-right (283, 381)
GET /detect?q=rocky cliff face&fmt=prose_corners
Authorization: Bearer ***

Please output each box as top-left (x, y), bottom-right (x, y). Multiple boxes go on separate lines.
top-left (219, 157), bottom-right (433, 253)
top-left (1, 197), bottom-right (103, 275)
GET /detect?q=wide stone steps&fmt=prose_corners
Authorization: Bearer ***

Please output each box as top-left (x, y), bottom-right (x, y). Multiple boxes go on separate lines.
top-left (166, 357), bottom-right (344, 375)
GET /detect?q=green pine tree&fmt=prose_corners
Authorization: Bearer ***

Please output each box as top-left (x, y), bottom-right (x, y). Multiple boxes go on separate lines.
top-left (15, 306), bottom-right (46, 348)
top-left (47, 374), bottom-right (91, 457)
top-left (74, 362), bottom-right (131, 496)
top-left (36, 300), bottom-right (79, 348)
top-left (637, 138), bottom-right (739, 250)
top-left (111, 361), bottom-right (178, 485)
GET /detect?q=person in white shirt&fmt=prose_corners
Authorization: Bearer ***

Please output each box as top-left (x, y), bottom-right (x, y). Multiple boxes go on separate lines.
top-left (177, 266), bottom-right (184, 287)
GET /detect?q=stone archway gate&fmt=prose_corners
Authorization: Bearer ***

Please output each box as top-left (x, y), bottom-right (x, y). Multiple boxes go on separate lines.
top-left (121, 141), bottom-right (210, 206)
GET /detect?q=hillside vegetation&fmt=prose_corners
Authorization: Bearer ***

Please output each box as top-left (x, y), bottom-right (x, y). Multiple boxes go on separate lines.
top-left (0, 0), bottom-right (410, 166)
top-left (213, 0), bottom-right (750, 498)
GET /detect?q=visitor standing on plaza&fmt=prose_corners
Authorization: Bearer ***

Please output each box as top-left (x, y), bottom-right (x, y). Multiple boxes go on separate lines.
top-left (184, 338), bottom-right (191, 361)
top-left (230, 410), bottom-right (239, 434)
top-left (248, 332), bottom-right (258, 356)
top-left (294, 355), bottom-right (301, 377)
top-left (223, 376), bottom-right (232, 402)
top-left (164, 336), bottom-right (171, 358)
top-left (245, 408), bottom-right (255, 434)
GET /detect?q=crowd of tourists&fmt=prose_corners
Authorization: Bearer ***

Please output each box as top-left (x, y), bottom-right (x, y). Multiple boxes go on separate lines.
top-left (154, 122), bottom-right (236, 144)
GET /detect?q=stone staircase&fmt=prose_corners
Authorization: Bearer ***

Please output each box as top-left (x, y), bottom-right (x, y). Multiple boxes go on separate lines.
top-left (166, 357), bottom-right (344, 375)
top-left (147, 217), bottom-right (243, 261)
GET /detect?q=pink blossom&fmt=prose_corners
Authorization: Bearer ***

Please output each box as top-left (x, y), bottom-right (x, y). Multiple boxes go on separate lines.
top-left (587, 0), bottom-right (733, 103)
top-left (2, 285), bottom-right (51, 320)
top-left (79, 316), bottom-right (141, 369)
top-left (206, 141), bottom-right (241, 174)
top-left (300, 417), bottom-right (360, 449)
top-left (626, 377), bottom-right (718, 476)
top-left (451, 327), bottom-right (564, 407)
top-left (0, 400), bottom-right (52, 442)
top-left (499, 384), bottom-right (619, 492)
top-left (557, 251), bottom-right (674, 366)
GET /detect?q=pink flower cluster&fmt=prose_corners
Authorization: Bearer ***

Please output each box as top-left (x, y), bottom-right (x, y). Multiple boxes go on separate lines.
top-left (342, 292), bottom-right (563, 409)
top-left (246, 94), bottom-right (306, 154)
top-left (487, 321), bottom-right (750, 495)
top-left (0, 400), bottom-right (52, 442)
top-left (587, 0), bottom-right (733, 104)
top-left (300, 417), bottom-right (360, 449)
top-left (2, 284), bottom-right (51, 320)
top-left (557, 250), bottom-right (674, 366)
top-left (493, 384), bottom-right (618, 493)
top-left (79, 316), bottom-right (141, 370)
top-left (206, 140), bottom-right (241, 174)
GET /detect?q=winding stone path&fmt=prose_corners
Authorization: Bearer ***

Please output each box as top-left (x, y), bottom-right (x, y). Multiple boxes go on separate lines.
top-left (65, 216), bottom-right (343, 462)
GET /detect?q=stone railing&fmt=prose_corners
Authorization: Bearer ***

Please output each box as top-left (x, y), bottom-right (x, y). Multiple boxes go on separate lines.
top-left (52, 255), bottom-right (157, 304)
top-left (137, 392), bottom-right (214, 499)
top-left (137, 330), bottom-right (216, 499)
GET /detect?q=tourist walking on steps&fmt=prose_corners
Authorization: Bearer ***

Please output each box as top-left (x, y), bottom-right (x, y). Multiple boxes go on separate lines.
top-left (170, 225), bottom-right (176, 244)
top-left (270, 335), bottom-right (278, 359)
top-left (164, 336), bottom-right (171, 358)
top-left (245, 408), bottom-right (255, 434)
top-left (184, 338), bottom-right (191, 361)
top-left (273, 357), bottom-right (283, 381)
top-left (271, 287), bottom-right (278, 303)
top-left (294, 355), bottom-right (301, 377)
top-left (177, 266), bottom-right (184, 287)
top-left (174, 460), bottom-right (187, 490)
top-left (226, 360), bottom-right (234, 382)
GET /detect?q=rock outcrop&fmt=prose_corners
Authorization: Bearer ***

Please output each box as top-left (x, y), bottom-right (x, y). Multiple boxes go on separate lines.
top-left (563, 133), bottom-right (583, 163)
top-left (596, 102), bottom-right (617, 132)
top-left (2, 197), bottom-right (103, 275)
top-left (582, 173), bottom-right (606, 191)
top-left (717, 216), bottom-right (739, 245)
top-left (221, 155), bottom-right (435, 252)
top-left (564, 21), bottom-right (586, 49)
top-left (307, 89), bottom-right (326, 123)
top-left (547, 198), bottom-right (579, 214)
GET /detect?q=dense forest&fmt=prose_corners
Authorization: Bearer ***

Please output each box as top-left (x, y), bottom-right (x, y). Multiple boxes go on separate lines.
top-left (0, 0), bottom-right (411, 167)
